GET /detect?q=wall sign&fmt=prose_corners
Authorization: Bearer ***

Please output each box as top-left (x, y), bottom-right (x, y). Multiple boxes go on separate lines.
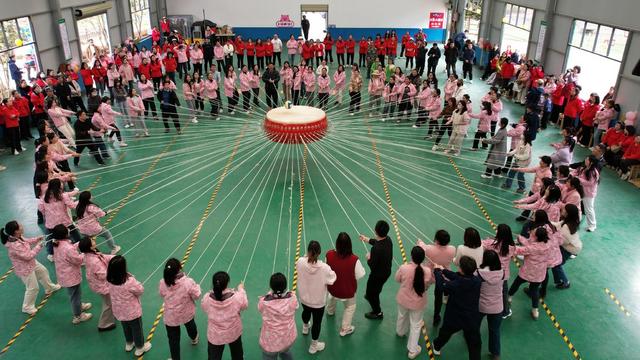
top-left (58, 19), bottom-right (72, 61)
top-left (276, 15), bottom-right (294, 28)
top-left (429, 12), bottom-right (445, 29)
top-left (534, 20), bottom-right (547, 62)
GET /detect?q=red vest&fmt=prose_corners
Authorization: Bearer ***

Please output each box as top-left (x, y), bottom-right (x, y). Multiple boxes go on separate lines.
top-left (326, 250), bottom-right (358, 299)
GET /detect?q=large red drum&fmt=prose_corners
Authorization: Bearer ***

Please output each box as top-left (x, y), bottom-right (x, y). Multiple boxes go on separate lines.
top-left (264, 106), bottom-right (327, 144)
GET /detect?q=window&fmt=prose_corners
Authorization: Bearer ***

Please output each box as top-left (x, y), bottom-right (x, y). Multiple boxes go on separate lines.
top-left (463, 0), bottom-right (483, 43)
top-left (130, 0), bottom-right (151, 39)
top-left (0, 16), bottom-right (39, 95)
top-left (566, 19), bottom-right (629, 98)
top-left (501, 3), bottom-right (534, 57)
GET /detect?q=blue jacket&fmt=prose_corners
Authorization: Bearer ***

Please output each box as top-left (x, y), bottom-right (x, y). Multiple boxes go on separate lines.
top-left (435, 269), bottom-right (481, 327)
top-left (9, 59), bottom-right (21, 81)
top-left (462, 47), bottom-right (475, 63)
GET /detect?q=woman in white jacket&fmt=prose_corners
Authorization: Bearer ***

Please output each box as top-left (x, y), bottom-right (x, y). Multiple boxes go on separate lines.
top-left (295, 240), bottom-right (337, 354)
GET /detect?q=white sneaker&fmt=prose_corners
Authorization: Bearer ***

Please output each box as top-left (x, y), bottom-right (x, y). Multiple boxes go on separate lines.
top-left (381, 118), bottom-right (386, 122)
top-left (47, 254), bottom-right (54, 262)
top-left (531, 308), bottom-right (539, 320)
top-left (229, 111), bottom-right (235, 115)
top-left (72, 312), bottom-right (93, 324)
top-left (469, 80), bottom-right (473, 84)
top-left (45, 283), bottom-right (62, 295)
top-left (408, 345), bottom-right (422, 359)
top-left (0, 165), bottom-right (6, 171)
top-left (412, 125), bottom-right (418, 128)
top-left (431, 144), bottom-right (439, 151)
top-left (302, 323), bottom-right (310, 335)
top-left (81, 303), bottom-right (92, 311)
top-left (21, 146), bottom-right (27, 151)
top-left (339, 325), bottom-right (355, 337)
top-left (13, 150), bottom-right (20, 155)
top-left (586, 226), bottom-right (596, 232)
top-left (110, 245), bottom-right (121, 255)
top-left (135, 133), bottom-right (141, 138)
top-left (349, 113), bottom-right (354, 116)
top-left (123, 124), bottom-right (130, 128)
top-left (481, 174), bottom-right (493, 179)
top-left (432, 347), bottom-right (441, 355)
top-left (22, 307), bottom-right (37, 315)
top-left (125, 342), bottom-right (135, 352)
top-left (144, 132), bottom-right (150, 137)
top-left (134, 342), bottom-right (152, 356)
top-left (191, 117), bottom-right (198, 123)
top-left (308, 340), bottom-right (325, 354)
top-left (369, 114), bottom-right (373, 118)
top-left (119, 142), bottom-right (128, 147)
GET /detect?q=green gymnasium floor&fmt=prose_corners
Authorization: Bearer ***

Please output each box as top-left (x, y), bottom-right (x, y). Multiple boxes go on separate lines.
top-left (0, 63), bottom-right (638, 360)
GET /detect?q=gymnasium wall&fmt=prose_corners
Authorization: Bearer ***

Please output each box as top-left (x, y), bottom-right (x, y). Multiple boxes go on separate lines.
top-left (484, 0), bottom-right (640, 116)
top-left (166, 0), bottom-right (449, 42)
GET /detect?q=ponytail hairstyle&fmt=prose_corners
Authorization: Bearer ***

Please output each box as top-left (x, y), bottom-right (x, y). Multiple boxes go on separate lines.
top-left (581, 155), bottom-right (600, 183)
top-left (534, 227), bottom-right (549, 243)
top-left (557, 165), bottom-right (570, 179)
top-left (481, 101), bottom-right (492, 116)
top-left (163, 258), bottom-right (182, 286)
top-left (78, 236), bottom-right (98, 254)
top-left (306, 240), bottom-right (321, 264)
top-left (545, 185), bottom-right (562, 204)
top-left (212, 271), bottom-right (230, 301)
top-left (480, 249), bottom-right (502, 271)
top-left (565, 136), bottom-right (576, 152)
top-left (562, 204), bottom-right (580, 235)
top-left (269, 272), bottom-right (287, 297)
top-left (410, 246), bottom-right (426, 297)
top-left (107, 255), bottom-right (129, 285)
top-left (539, 177), bottom-right (555, 197)
top-left (76, 191), bottom-right (95, 219)
top-left (44, 178), bottom-right (63, 203)
top-left (493, 224), bottom-right (515, 257)
top-left (531, 209), bottom-right (556, 232)
top-left (51, 224), bottom-right (69, 247)
top-left (1, 221), bottom-right (20, 245)
top-left (463, 227), bottom-right (481, 249)
top-left (568, 177), bottom-right (584, 198)
top-left (335, 232), bottom-right (353, 258)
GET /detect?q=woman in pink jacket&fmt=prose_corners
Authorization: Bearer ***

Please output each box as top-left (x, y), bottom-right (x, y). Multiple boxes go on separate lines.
top-left (137, 75), bottom-right (157, 120)
top-left (413, 80), bottom-right (432, 128)
top-left (38, 178), bottom-right (81, 258)
top-left (201, 271), bottom-right (248, 360)
top-left (368, 67), bottom-right (385, 117)
top-left (214, 41), bottom-right (225, 75)
top-left (443, 74), bottom-right (458, 101)
top-left (106, 63), bottom-right (120, 99)
top-left (423, 89), bottom-right (443, 137)
top-left (250, 65), bottom-right (261, 108)
top-left (317, 67), bottom-right (331, 109)
top-left (302, 66), bottom-right (316, 106)
top-left (507, 212), bottom-right (556, 320)
top-left (481, 224), bottom-right (515, 318)
top-left (395, 246), bottom-right (432, 359)
top-left (47, 99), bottom-right (77, 147)
top-left (190, 42), bottom-right (204, 76)
top-left (572, 155), bottom-right (600, 232)
top-left (159, 258), bottom-right (201, 360)
top-left (286, 35), bottom-right (298, 64)
top-left (515, 185), bottom-right (563, 230)
top-left (292, 66), bottom-right (302, 105)
top-left (296, 240), bottom-right (337, 354)
top-left (510, 155), bottom-right (553, 198)
top-left (78, 236), bottom-right (116, 331)
top-left (280, 62), bottom-right (294, 102)
top-left (332, 65), bottom-right (346, 105)
top-left (118, 58), bottom-right (135, 90)
top-left (76, 191), bottom-right (120, 254)
top-left (127, 88), bottom-right (149, 136)
top-left (469, 101), bottom-right (495, 150)
top-left (258, 273), bottom-right (298, 359)
top-left (477, 250), bottom-right (507, 358)
top-left (107, 255), bottom-right (151, 356)
top-left (176, 44), bottom-right (189, 80)
top-left (182, 74), bottom-right (199, 123)
top-left (2, 220), bottom-right (60, 314)
top-left (52, 225), bottom-right (93, 324)
top-left (561, 177), bottom-right (583, 210)
top-left (203, 72), bottom-right (220, 119)
top-left (239, 66), bottom-right (253, 112)
top-left (98, 97), bottom-right (127, 147)
top-left (224, 67), bottom-right (239, 114)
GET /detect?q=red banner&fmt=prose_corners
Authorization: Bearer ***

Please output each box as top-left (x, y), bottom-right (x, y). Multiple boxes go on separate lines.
top-left (429, 12), bottom-right (445, 29)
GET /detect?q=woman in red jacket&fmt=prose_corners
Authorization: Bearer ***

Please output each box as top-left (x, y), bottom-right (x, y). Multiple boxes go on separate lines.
top-left (386, 34), bottom-right (398, 62)
top-left (246, 39), bottom-right (256, 69)
top-left (619, 135), bottom-right (640, 180)
top-left (12, 91), bottom-right (33, 140)
top-left (301, 41), bottom-right (314, 67)
top-left (150, 55), bottom-right (163, 91)
top-left (561, 87), bottom-right (584, 130)
top-left (265, 39), bottom-right (274, 66)
top-left (323, 34), bottom-right (334, 64)
top-left (255, 39), bottom-right (266, 70)
top-left (30, 86), bottom-right (46, 136)
top-left (374, 35), bottom-right (386, 65)
top-left (91, 61), bottom-right (107, 96)
top-left (577, 93), bottom-right (600, 147)
top-left (358, 37), bottom-right (368, 67)
top-left (235, 36), bottom-right (245, 68)
top-left (404, 39), bottom-right (417, 70)
top-left (79, 62), bottom-right (94, 94)
top-left (4, 97), bottom-right (23, 155)
top-left (335, 36), bottom-right (346, 66)
top-left (549, 78), bottom-right (565, 125)
top-left (345, 36), bottom-right (356, 66)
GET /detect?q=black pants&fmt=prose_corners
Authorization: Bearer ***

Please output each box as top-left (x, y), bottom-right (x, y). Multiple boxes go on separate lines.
top-left (405, 56), bottom-right (414, 69)
top-left (252, 88), bottom-right (260, 107)
top-left (541, 111), bottom-right (550, 129)
top-left (177, 62), bottom-right (188, 80)
top-left (579, 124), bottom-right (593, 146)
top-left (337, 53), bottom-right (345, 65)
top-left (208, 336), bottom-right (243, 360)
top-left (378, 54), bottom-right (385, 65)
top-left (620, 159), bottom-right (640, 173)
top-left (236, 54), bottom-right (244, 68)
top-left (293, 90), bottom-right (301, 105)
top-left (193, 63), bottom-right (203, 76)
top-left (122, 317), bottom-right (144, 348)
top-left (316, 56), bottom-right (323, 66)
top-left (247, 55), bottom-right (255, 69)
top-left (265, 86), bottom-right (278, 108)
top-left (162, 112), bottom-right (180, 130)
top-left (508, 275), bottom-right (541, 308)
top-left (257, 56), bottom-right (265, 70)
top-left (416, 59), bottom-right (425, 76)
top-left (241, 91), bottom-right (251, 110)
top-left (195, 96), bottom-right (204, 111)
top-left (216, 60), bottom-right (225, 75)
top-left (301, 304), bottom-right (325, 340)
top-left (143, 98), bottom-right (157, 118)
top-left (398, 101), bottom-right (412, 121)
top-left (19, 116), bottom-right (33, 139)
top-left (32, 113), bottom-right (47, 136)
top-left (358, 54), bottom-right (365, 67)
top-left (6, 127), bottom-right (21, 153)
top-left (562, 116), bottom-right (576, 129)
top-left (463, 62), bottom-right (473, 80)
top-left (345, 53), bottom-right (353, 65)
top-left (446, 62), bottom-right (457, 77)
top-left (550, 104), bottom-right (562, 125)
top-left (472, 131), bottom-right (488, 149)
top-left (273, 52), bottom-right (282, 66)
top-left (400, 44), bottom-right (406, 57)
top-left (228, 91), bottom-right (239, 113)
top-left (166, 318), bottom-right (198, 360)
top-left (75, 141), bottom-right (104, 165)
top-left (204, 58), bottom-right (213, 72)
top-left (434, 122), bottom-right (452, 145)
top-left (427, 61), bottom-right (438, 76)
top-left (490, 122), bottom-right (497, 135)
top-left (365, 273), bottom-right (389, 314)
top-left (433, 321), bottom-right (482, 360)
top-left (209, 99), bottom-right (219, 116)
top-left (318, 92), bottom-right (329, 109)
top-left (349, 91), bottom-right (361, 113)
top-left (433, 281), bottom-right (444, 317)
top-left (415, 107), bottom-right (427, 126)
top-left (324, 51), bottom-right (333, 63)
top-left (153, 77), bottom-right (162, 91)
top-left (224, 56), bottom-right (233, 72)
top-left (108, 125), bottom-right (122, 142)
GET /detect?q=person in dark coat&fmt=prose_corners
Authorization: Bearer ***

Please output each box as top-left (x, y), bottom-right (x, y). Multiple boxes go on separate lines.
top-left (301, 15), bottom-right (310, 41)
top-left (359, 220), bottom-right (393, 320)
top-left (432, 256), bottom-right (482, 360)
top-left (444, 41), bottom-right (458, 77)
top-left (9, 55), bottom-right (22, 88)
top-left (262, 62), bottom-right (280, 109)
top-left (524, 105), bottom-right (540, 142)
top-left (415, 41), bottom-right (428, 76)
top-left (481, 117), bottom-right (509, 178)
top-left (427, 43), bottom-right (441, 76)
top-left (203, 39), bottom-right (214, 73)
top-left (157, 80), bottom-right (181, 134)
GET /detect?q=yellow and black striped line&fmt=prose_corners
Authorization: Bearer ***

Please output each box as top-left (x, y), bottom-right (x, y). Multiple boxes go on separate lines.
top-left (367, 124), bottom-right (435, 360)
top-left (604, 288), bottom-right (631, 316)
top-left (86, 176), bottom-right (102, 192)
top-left (291, 144), bottom-right (308, 292)
top-left (0, 267), bottom-right (14, 286)
top-left (139, 125), bottom-right (248, 358)
top-left (0, 132), bottom-right (182, 356)
top-left (447, 157), bottom-right (582, 360)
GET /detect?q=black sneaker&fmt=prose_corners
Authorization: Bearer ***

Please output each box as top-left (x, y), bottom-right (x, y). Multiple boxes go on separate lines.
top-left (365, 312), bottom-right (383, 320)
top-left (555, 282), bottom-right (571, 290)
top-left (515, 216), bottom-right (528, 222)
top-left (98, 323), bottom-right (116, 332)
